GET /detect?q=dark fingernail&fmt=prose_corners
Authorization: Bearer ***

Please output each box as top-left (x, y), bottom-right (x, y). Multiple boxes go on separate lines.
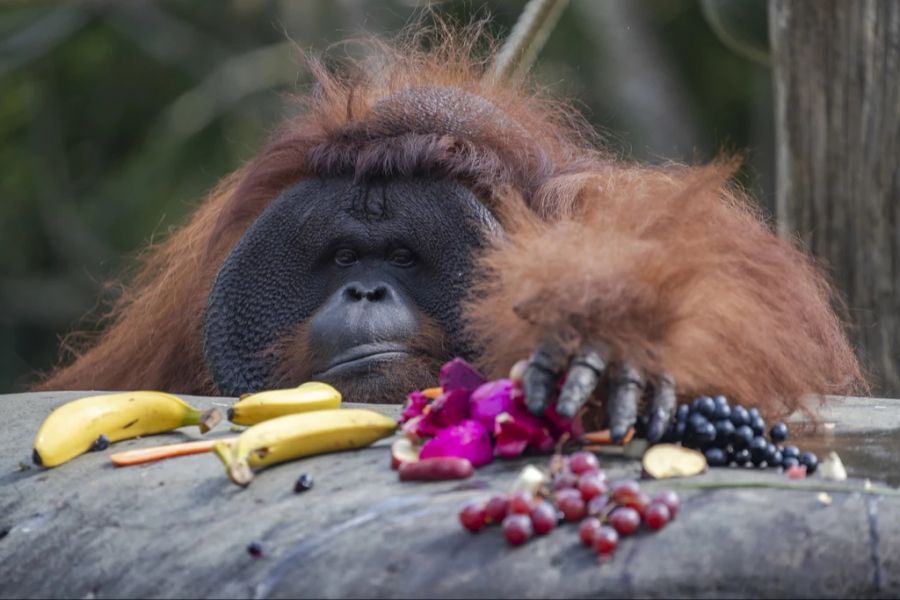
top-left (646, 418), bottom-right (666, 443)
top-left (610, 425), bottom-right (628, 443)
top-left (524, 387), bottom-right (548, 415)
top-left (556, 399), bottom-right (577, 418)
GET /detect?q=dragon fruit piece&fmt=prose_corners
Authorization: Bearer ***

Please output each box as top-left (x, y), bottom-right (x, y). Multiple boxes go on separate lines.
top-left (399, 390), bottom-right (430, 424)
top-left (419, 419), bottom-right (493, 468)
top-left (469, 379), bottom-right (515, 429)
top-left (428, 388), bottom-right (471, 427)
top-left (543, 401), bottom-right (583, 439)
top-left (402, 414), bottom-right (441, 441)
top-left (493, 410), bottom-right (554, 458)
top-left (439, 358), bottom-right (487, 392)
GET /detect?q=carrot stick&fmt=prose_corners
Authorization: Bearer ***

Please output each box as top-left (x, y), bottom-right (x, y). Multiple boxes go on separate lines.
top-left (422, 387), bottom-right (443, 399)
top-left (110, 438), bottom-right (236, 467)
top-left (582, 427), bottom-right (635, 445)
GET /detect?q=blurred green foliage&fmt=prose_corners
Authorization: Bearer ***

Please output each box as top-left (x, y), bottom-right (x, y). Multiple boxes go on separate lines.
top-left (0, 0), bottom-right (770, 392)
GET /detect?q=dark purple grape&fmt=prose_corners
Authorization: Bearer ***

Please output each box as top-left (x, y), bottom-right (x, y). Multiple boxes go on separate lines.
top-left (769, 422), bottom-right (789, 443)
top-left (729, 405), bottom-right (750, 427)
top-left (704, 447), bottom-right (728, 467)
top-left (694, 422), bottom-right (717, 445)
top-left (247, 542), bottom-right (264, 558)
top-left (732, 448), bottom-right (751, 466)
top-left (782, 445), bottom-right (800, 460)
top-left (90, 435), bottom-right (110, 452)
top-left (676, 404), bottom-right (690, 421)
top-left (732, 425), bottom-right (754, 449)
top-left (763, 444), bottom-right (779, 466)
top-left (674, 420), bottom-right (687, 441)
top-left (712, 397), bottom-right (731, 420)
top-left (781, 456), bottom-right (800, 469)
top-left (714, 419), bottom-right (735, 444)
top-left (750, 415), bottom-right (767, 437)
top-left (749, 437), bottom-right (768, 466)
top-left (694, 396), bottom-right (717, 418)
top-left (768, 450), bottom-right (783, 468)
top-left (748, 407), bottom-right (761, 420)
top-left (799, 452), bottom-right (819, 474)
top-left (294, 473), bottom-right (314, 493)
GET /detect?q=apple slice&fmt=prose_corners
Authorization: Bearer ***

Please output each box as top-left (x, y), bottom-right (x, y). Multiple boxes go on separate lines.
top-left (642, 443), bottom-right (707, 479)
top-left (390, 437), bottom-right (421, 470)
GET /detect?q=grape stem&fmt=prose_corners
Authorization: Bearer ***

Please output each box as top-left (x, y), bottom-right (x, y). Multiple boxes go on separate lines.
top-left (642, 479), bottom-right (900, 497)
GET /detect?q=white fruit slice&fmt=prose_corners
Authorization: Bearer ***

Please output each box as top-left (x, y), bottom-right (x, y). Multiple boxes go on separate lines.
top-left (390, 437), bottom-right (421, 469)
top-left (642, 443), bottom-right (707, 479)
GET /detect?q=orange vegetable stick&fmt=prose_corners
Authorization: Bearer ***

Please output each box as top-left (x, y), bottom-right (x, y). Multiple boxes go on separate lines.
top-left (582, 427), bottom-right (635, 445)
top-left (422, 387), bottom-right (443, 399)
top-left (110, 438), bottom-right (236, 467)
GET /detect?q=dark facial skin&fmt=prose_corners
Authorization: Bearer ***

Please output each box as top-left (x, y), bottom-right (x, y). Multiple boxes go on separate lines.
top-left (204, 176), bottom-right (500, 400)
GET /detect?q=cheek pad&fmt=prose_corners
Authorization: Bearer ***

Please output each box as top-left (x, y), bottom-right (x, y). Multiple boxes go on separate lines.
top-left (204, 183), bottom-right (328, 395)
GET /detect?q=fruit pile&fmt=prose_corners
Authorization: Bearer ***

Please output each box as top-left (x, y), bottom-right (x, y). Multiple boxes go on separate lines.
top-left (458, 451), bottom-right (679, 560)
top-left (653, 394), bottom-right (819, 475)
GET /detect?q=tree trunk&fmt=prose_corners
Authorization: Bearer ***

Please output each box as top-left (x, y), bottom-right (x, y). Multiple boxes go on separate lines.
top-left (769, 0), bottom-right (900, 395)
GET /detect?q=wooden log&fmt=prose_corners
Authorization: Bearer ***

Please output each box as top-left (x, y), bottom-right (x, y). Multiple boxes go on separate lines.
top-left (769, 0), bottom-right (900, 394)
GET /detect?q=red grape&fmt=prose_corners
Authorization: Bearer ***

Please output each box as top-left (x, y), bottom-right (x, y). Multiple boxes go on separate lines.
top-left (578, 517), bottom-right (602, 546)
top-left (502, 514), bottom-right (533, 546)
top-left (611, 480), bottom-right (641, 504)
top-left (578, 474), bottom-right (608, 502)
top-left (509, 491), bottom-right (534, 514)
top-left (570, 451), bottom-right (600, 475)
top-left (484, 494), bottom-right (509, 524)
top-left (609, 507), bottom-right (641, 536)
top-left (459, 502), bottom-right (488, 533)
top-left (552, 470), bottom-right (578, 490)
top-left (622, 492), bottom-right (651, 518)
top-left (558, 493), bottom-right (586, 522)
top-left (651, 490), bottom-right (680, 519)
top-left (644, 502), bottom-right (671, 530)
top-left (592, 525), bottom-right (619, 556)
top-left (530, 501), bottom-right (557, 535)
top-left (586, 494), bottom-right (610, 516)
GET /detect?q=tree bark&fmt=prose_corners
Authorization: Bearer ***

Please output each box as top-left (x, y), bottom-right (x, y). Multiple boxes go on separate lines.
top-left (770, 0), bottom-right (900, 395)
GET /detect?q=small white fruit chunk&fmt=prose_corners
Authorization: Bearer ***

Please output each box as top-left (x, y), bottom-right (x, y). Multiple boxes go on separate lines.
top-left (642, 443), bottom-right (707, 479)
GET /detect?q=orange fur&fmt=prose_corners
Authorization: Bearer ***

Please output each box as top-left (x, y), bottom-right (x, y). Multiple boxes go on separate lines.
top-left (37, 22), bottom-right (864, 416)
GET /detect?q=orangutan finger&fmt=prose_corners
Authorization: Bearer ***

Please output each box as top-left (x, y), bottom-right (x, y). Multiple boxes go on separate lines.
top-left (523, 343), bottom-right (567, 416)
top-left (608, 363), bottom-right (644, 443)
top-left (556, 348), bottom-right (608, 418)
top-left (645, 373), bottom-right (676, 443)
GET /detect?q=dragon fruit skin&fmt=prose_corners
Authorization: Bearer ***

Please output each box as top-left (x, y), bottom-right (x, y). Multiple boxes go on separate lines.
top-left (439, 358), bottom-right (487, 392)
top-left (419, 419), bottom-right (494, 467)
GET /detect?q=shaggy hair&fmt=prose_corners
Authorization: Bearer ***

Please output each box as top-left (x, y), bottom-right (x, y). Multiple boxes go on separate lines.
top-left (38, 22), bottom-right (864, 418)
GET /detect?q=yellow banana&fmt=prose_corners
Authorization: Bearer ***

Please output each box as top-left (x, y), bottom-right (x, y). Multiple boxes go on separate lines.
top-left (215, 408), bottom-right (397, 486)
top-left (227, 382), bottom-right (341, 426)
top-left (33, 391), bottom-right (222, 468)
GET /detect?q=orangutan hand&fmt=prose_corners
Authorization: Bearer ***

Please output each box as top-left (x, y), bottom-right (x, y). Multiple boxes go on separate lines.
top-left (522, 343), bottom-right (676, 443)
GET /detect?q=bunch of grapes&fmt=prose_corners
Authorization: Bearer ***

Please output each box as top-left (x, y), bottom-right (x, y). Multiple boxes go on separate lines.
top-left (458, 451), bottom-right (679, 560)
top-left (649, 395), bottom-right (819, 474)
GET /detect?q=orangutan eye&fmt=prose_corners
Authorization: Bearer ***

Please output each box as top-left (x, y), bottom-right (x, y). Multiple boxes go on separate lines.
top-left (389, 248), bottom-right (415, 268)
top-left (334, 248), bottom-right (358, 267)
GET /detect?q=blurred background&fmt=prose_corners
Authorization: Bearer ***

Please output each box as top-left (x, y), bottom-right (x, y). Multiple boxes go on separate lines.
top-left (0, 0), bottom-right (772, 392)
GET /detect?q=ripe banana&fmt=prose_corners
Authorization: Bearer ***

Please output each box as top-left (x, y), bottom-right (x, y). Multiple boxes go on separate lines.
top-left (215, 408), bottom-right (397, 486)
top-left (227, 382), bottom-right (341, 426)
top-left (33, 391), bottom-right (222, 468)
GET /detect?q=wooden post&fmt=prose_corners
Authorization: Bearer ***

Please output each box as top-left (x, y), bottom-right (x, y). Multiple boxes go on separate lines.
top-left (769, 0), bottom-right (900, 394)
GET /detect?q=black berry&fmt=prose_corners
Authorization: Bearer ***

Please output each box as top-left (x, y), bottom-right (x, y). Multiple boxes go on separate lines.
top-left (247, 542), bottom-right (264, 557)
top-left (768, 450), bottom-right (783, 468)
top-left (695, 396), bottom-right (717, 419)
top-left (769, 422), bottom-right (789, 443)
top-left (781, 456), bottom-right (800, 469)
top-left (763, 443), bottom-right (779, 465)
top-left (90, 435), bottom-right (110, 452)
top-left (750, 415), bottom-right (767, 437)
top-left (732, 448), bottom-right (751, 466)
top-left (714, 419), bottom-right (735, 444)
top-left (676, 404), bottom-right (690, 422)
top-left (749, 437), bottom-right (768, 466)
top-left (732, 425), bottom-right (754, 449)
top-left (799, 452), bottom-right (819, 475)
top-left (712, 398), bottom-right (731, 420)
top-left (782, 445), bottom-right (800, 460)
top-left (694, 421), bottom-right (717, 445)
top-left (294, 473), bottom-right (314, 493)
top-left (730, 405), bottom-right (750, 428)
top-left (704, 447), bottom-right (728, 467)
top-left (748, 407), bottom-right (761, 420)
